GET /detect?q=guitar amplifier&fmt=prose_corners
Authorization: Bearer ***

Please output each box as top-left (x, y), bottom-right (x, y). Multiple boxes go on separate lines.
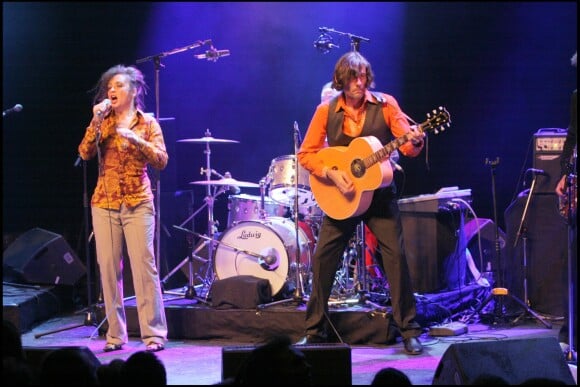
top-left (533, 128), bottom-right (567, 194)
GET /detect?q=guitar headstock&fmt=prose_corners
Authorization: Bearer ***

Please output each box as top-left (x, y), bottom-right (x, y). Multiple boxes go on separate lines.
top-left (421, 106), bottom-right (451, 135)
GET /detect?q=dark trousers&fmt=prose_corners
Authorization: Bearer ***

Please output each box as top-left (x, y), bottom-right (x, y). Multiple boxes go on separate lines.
top-left (304, 188), bottom-right (421, 340)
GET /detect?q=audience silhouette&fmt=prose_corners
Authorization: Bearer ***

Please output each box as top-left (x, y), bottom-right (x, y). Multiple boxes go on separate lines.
top-left (38, 347), bottom-right (99, 386)
top-left (121, 350), bottom-right (167, 385)
top-left (97, 358), bottom-right (126, 386)
top-left (371, 366), bottom-right (412, 385)
top-left (2, 319), bottom-right (36, 385)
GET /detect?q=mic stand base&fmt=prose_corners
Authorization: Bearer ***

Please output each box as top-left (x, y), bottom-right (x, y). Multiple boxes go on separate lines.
top-left (563, 347), bottom-right (577, 364)
top-left (33, 305), bottom-right (103, 339)
top-left (466, 287), bottom-right (552, 329)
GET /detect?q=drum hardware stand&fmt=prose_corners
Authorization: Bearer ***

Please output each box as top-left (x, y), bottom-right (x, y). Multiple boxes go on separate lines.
top-left (161, 201), bottom-right (208, 285)
top-left (465, 158), bottom-right (551, 328)
top-left (259, 177), bottom-right (270, 221)
top-left (258, 122), bottom-right (309, 309)
top-left (162, 129), bottom-right (226, 303)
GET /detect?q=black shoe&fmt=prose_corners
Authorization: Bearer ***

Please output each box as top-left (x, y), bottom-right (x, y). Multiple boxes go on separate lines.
top-left (295, 334), bottom-right (327, 345)
top-left (403, 337), bottom-right (423, 355)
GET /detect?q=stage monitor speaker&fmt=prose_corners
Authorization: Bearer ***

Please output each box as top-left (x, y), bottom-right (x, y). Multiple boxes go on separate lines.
top-left (3, 228), bottom-right (86, 286)
top-left (222, 343), bottom-right (351, 385)
top-left (504, 192), bottom-right (568, 317)
top-left (432, 337), bottom-right (575, 385)
top-left (533, 128), bottom-right (567, 194)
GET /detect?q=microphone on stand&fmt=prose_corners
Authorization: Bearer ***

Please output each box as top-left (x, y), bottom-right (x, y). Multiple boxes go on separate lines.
top-left (390, 159), bottom-right (404, 172)
top-left (2, 103), bottom-right (23, 117)
top-left (194, 46), bottom-right (230, 62)
top-left (223, 171), bottom-right (241, 194)
top-left (313, 34), bottom-right (339, 54)
top-left (389, 150), bottom-right (403, 172)
top-left (293, 121), bottom-right (302, 151)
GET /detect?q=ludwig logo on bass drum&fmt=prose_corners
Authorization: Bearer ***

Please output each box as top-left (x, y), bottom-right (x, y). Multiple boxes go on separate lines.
top-left (237, 230), bottom-right (262, 240)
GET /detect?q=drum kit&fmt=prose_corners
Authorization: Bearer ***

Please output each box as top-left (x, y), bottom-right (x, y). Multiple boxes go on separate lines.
top-left (166, 129), bottom-right (320, 301)
top-left (166, 129), bottom-right (388, 305)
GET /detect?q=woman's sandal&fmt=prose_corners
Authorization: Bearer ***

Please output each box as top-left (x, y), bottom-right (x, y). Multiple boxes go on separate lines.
top-left (103, 343), bottom-right (123, 352)
top-left (145, 342), bottom-right (165, 352)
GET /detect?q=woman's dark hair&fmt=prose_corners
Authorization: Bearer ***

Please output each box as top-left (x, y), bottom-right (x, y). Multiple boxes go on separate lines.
top-left (92, 65), bottom-right (147, 110)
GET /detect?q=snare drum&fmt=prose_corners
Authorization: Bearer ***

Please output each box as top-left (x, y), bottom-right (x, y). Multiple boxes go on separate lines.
top-left (267, 155), bottom-right (317, 208)
top-left (227, 194), bottom-right (288, 227)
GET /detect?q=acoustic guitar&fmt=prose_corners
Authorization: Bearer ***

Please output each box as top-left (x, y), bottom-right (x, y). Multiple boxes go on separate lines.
top-left (310, 107), bottom-right (451, 220)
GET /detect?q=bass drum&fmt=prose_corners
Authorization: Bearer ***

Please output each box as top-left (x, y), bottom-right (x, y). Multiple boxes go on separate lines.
top-left (214, 217), bottom-right (311, 296)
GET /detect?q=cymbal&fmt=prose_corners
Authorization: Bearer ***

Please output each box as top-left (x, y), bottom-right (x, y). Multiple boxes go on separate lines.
top-left (177, 136), bottom-right (239, 144)
top-left (189, 178), bottom-right (259, 188)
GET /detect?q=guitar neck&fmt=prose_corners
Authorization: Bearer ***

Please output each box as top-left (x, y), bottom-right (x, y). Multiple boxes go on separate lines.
top-left (364, 132), bottom-right (413, 169)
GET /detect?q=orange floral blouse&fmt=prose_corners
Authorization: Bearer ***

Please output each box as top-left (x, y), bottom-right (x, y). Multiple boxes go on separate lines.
top-left (78, 110), bottom-right (168, 210)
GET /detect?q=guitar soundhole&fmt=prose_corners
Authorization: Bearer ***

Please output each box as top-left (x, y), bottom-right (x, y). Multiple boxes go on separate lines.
top-left (351, 159), bottom-right (365, 178)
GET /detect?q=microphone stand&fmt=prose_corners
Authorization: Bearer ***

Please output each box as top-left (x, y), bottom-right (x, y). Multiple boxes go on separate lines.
top-left (34, 157), bottom-right (102, 339)
top-left (562, 150), bottom-right (577, 363)
top-left (318, 27), bottom-right (370, 52)
top-left (509, 171), bottom-right (552, 327)
top-left (464, 158), bottom-right (551, 328)
top-left (257, 122), bottom-right (308, 309)
top-left (136, 39), bottom-right (213, 276)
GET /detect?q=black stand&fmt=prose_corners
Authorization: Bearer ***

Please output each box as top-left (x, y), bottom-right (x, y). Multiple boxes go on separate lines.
top-left (34, 159), bottom-right (102, 338)
top-left (465, 158), bottom-right (551, 328)
top-left (562, 159), bottom-right (577, 362)
top-left (136, 39), bottom-right (214, 274)
top-left (509, 171), bottom-right (552, 328)
top-left (258, 122), bottom-right (308, 309)
top-left (163, 134), bottom-right (229, 305)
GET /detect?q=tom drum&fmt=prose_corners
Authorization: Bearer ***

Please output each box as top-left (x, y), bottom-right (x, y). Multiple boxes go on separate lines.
top-left (267, 155), bottom-right (317, 209)
top-left (227, 194), bottom-right (288, 228)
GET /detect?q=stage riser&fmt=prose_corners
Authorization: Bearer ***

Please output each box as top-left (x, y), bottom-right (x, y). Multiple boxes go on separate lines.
top-left (125, 305), bottom-right (392, 344)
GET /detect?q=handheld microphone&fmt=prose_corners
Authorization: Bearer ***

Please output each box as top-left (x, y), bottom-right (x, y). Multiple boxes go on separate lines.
top-left (194, 47), bottom-right (230, 62)
top-left (3, 104), bottom-right (23, 117)
top-left (97, 99), bottom-right (111, 116)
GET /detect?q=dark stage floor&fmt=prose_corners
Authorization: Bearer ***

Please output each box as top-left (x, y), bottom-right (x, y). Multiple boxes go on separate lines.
top-left (4, 282), bottom-right (577, 385)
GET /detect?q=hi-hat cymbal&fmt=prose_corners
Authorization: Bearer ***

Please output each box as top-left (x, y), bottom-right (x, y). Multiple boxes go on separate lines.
top-left (189, 178), bottom-right (259, 188)
top-left (178, 137), bottom-right (239, 144)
